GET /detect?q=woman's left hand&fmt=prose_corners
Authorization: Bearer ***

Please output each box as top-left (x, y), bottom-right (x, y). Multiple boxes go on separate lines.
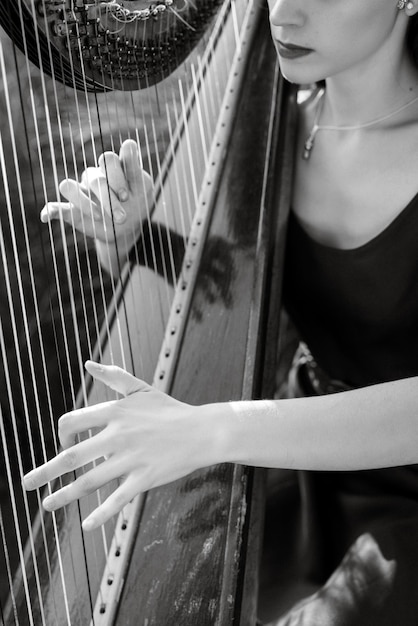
top-left (23, 361), bottom-right (221, 531)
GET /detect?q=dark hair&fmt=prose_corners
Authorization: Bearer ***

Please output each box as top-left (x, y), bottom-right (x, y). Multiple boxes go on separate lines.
top-left (407, 16), bottom-right (418, 67)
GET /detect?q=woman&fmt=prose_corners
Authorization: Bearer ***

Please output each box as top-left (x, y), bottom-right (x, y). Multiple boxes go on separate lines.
top-left (24, 0), bottom-right (418, 623)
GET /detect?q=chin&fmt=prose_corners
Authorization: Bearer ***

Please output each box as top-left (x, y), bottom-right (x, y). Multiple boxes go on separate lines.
top-left (277, 57), bottom-right (326, 86)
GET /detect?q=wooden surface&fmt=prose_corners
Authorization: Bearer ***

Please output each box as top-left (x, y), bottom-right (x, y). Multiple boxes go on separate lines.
top-left (114, 19), bottom-right (297, 626)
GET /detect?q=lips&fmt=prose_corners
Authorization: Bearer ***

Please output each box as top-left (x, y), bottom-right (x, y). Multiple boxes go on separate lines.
top-left (276, 41), bottom-right (313, 59)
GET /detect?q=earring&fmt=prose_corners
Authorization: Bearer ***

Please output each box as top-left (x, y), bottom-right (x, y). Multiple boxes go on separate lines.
top-left (397, 0), bottom-right (413, 8)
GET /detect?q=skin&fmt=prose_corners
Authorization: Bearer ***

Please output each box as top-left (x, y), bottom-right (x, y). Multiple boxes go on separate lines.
top-left (24, 0), bottom-right (418, 533)
top-left (269, 0), bottom-right (414, 90)
top-left (272, 0), bottom-right (418, 249)
top-left (40, 140), bottom-right (154, 275)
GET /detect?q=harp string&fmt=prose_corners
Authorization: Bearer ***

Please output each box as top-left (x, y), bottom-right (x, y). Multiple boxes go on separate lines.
top-left (32, 67), bottom-right (111, 617)
top-left (16, 0), bottom-right (89, 417)
top-left (36, 0), bottom-right (156, 391)
top-left (0, 0), bottom-right (258, 620)
top-left (0, 38), bottom-right (63, 608)
top-left (33, 0), bottom-right (160, 532)
top-left (4, 29), bottom-right (102, 626)
top-left (0, 7), bottom-right (109, 619)
top-left (33, 1), bottom-right (204, 616)
top-left (49, 43), bottom-right (156, 615)
top-left (1, 25), bottom-right (104, 615)
top-left (0, 506), bottom-right (18, 623)
top-left (24, 6), bottom-right (112, 582)
top-left (0, 129), bottom-right (67, 624)
top-left (56, 64), bottom-right (116, 366)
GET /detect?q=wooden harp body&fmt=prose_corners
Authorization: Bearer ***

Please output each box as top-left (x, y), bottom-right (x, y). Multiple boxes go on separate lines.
top-left (0, 1), bottom-right (297, 623)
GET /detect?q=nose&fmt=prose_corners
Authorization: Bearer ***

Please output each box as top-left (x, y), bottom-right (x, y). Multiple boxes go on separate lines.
top-left (268, 0), bottom-right (304, 28)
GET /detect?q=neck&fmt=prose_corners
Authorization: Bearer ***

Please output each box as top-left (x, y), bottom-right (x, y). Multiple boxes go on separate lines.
top-left (323, 30), bottom-right (418, 126)
top-left (302, 34), bottom-right (418, 161)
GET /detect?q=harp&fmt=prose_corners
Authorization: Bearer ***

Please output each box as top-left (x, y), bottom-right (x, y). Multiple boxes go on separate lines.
top-left (0, 1), bottom-right (297, 624)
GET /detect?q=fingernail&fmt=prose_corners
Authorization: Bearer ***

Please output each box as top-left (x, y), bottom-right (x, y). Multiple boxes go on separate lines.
top-left (86, 360), bottom-right (104, 372)
top-left (118, 188), bottom-right (128, 202)
top-left (41, 207), bottom-right (57, 222)
top-left (43, 496), bottom-right (54, 511)
top-left (83, 517), bottom-right (96, 531)
top-left (22, 471), bottom-right (35, 489)
top-left (114, 208), bottom-right (126, 224)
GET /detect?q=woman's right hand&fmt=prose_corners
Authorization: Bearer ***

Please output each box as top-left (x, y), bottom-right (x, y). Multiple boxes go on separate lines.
top-left (41, 139), bottom-right (154, 267)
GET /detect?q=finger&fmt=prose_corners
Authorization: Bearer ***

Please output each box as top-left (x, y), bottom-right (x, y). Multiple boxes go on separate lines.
top-left (41, 200), bottom-right (103, 239)
top-left (41, 455), bottom-right (121, 512)
top-left (80, 166), bottom-right (104, 190)
top-left (23, 431), bottom-right (108, 491)
top-left (40, 201), bottom-right (73, 223)
top-left (98, 151), bottom-right (129, 202)
top-left (82, 475), bottom-right (140, 531)
top-left (60, 178), bottom-right (125, 238)
top-left (58, 405), bottom-right (111, 449)
top-left (82, 168), bottom-right (126, 224)
top-left (59, 178), bottom-right (103, 221)
top-left (119, 139), bottom-right (141, 180)
top-left (85, 360), bottom-right (151, 396)
top-left (119, 139), bottom-right (153, 199)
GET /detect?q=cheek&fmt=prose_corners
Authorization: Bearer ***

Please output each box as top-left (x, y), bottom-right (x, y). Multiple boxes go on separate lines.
top-left (312, 6), bottom-right (398, 73)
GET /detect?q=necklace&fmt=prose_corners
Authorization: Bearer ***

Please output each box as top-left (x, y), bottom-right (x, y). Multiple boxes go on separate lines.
top-left (303, 88), bottom-right (418, 160)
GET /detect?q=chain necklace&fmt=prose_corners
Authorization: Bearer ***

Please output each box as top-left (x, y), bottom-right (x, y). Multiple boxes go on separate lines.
top-left (303, 88), bottom-right (418, 160)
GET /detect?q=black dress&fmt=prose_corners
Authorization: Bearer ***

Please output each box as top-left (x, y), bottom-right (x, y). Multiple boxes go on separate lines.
top-left (259, 195), bottom-right (418, 625)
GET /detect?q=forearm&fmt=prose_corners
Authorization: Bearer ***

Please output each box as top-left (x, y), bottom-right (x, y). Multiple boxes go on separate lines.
top-left (214, 376), bottom-right (418, 471)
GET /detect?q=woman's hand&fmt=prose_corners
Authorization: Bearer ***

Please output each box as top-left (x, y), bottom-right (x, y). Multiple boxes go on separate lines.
top-left (42, 139), bottom-right (154, 273)
top-left (23, 361), bottom-right (223, 531)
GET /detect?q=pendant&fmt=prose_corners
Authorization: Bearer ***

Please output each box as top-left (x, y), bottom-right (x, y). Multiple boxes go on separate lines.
top-left (302, 126), bottom-right (318, 160)
top-left (302, 136), bottom-right (314, 160)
